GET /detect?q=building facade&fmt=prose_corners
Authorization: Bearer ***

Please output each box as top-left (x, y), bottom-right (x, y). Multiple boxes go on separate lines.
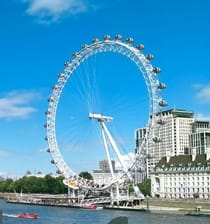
top-left (135, 109), bottom-right (195, 176)
top-left (92, 160), bottom-right (124, 185)
top-left (150, 117), bottom-right (210, 199)
top-left (99, 160), bottom-right (115, 172)
top-left (189, 121), bottom-right (210, 155)
top-left (151, 153), bottom-right (210, 199)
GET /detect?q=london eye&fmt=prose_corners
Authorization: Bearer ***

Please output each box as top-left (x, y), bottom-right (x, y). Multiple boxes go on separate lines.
top-left (44, 35), bottom-right (167, 197)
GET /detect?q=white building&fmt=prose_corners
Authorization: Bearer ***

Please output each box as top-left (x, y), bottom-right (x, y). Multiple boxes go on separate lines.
top-left (151, 153), bottom-right (210, 199)
top-left (150, 116), bottom-right (210, 199)
top-left (92, 169), bottom-right (124, 186)
top-left (92, 160), bottom-right (124, 186)
top-left (135, 109), bottom-right (195, 176)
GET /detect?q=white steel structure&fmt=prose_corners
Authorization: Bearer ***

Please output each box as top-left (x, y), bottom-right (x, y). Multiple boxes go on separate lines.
top-left (44, 35), bottom-right (167, 194)
top-left (89, 113), bottom-right (134, 201)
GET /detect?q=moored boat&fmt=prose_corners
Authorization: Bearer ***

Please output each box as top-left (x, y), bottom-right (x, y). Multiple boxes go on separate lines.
top-left (80, 204), bottom-right (97, 210)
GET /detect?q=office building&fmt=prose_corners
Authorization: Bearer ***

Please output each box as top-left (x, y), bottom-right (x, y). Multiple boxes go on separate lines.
top-left (136, 109), bottom-right (195, 176)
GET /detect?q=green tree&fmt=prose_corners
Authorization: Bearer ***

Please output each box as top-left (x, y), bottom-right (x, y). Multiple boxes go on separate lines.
top-left (54, 176), bottom-right (67, 194)
top-left (14, 176), bottom-right (38, 193)
top-left (45, 175), bottom-right (56, 194)
top-left (79, 171), bottom-right (93, 180)
top-left (138, 178), bottom-right (151, 196)
top-left (0, 178), bottom-right (13, 192)
top-left (0, 175), bottom-right (68, 194)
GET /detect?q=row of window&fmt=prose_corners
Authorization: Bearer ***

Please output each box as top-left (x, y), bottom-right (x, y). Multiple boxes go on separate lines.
top-left (165, 187), bottom-right (209, 193)
top-left (165, 176), bottom-right (209, 181)
top-left (156, 166), bottom-right (210, 172)
top-left (163, 193), bottom-right (209, 199)
top-left (165, 182), bottom-right (209, 187)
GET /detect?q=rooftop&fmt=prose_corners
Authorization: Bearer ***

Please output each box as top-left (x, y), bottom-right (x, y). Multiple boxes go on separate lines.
top-left (155, 154), bottom-right (210, 168)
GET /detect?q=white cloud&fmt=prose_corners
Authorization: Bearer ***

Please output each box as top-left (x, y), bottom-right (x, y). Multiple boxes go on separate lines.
top-left (195, 84), bottom-right (210, 104)
top-left (0, 172), bottom-right (7, 179)
top-left (22, 0), bottom-right (89, 24)
top-left (0, 150), bottom-right (12, 158)
top-left (0, 90), bottom-right (38, 119)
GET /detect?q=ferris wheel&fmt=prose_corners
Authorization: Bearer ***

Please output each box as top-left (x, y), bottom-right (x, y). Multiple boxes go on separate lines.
top-left (44, 34), bottom-right (167, 192)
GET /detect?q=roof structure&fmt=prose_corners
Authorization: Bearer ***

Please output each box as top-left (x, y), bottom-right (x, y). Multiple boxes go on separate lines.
top-left (154, 154), bottom-right (210, 172)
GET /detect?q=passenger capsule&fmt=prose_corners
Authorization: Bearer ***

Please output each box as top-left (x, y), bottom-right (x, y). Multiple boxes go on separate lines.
top-left (45, 136), bottom-right (48, 141)
top-left (64, 62), bottom-right (70, 67)
top-left (45, 110), bottom-right (51, 115)
top-left (52, 85), bottom-right (59, 90)
top-left (56, 170), bottom-right (62, 174)
top-left (153, 67), bottom-right (161, 73)
top-left (48, 97), bottom-right (54, 102)
top-left (51, 159), bottom-right (55, 164)
top-left (44, 123), bottom-right (49, 128)
top-left (72, 52), bottom-right (78, 57)
top-left (82, 44), bottom-right (88, 49)
top-left (157, 118), bottom-right (166, 125)
top-left (115, 34), bottom-right (122, 40)
top-left (157, 83), bottom-right (166, 89)
top-left (104, 35), bottom-right (111, 40)
top-left (136, 44), bottom-right (145, 50)
top-left (92, 38), bottom-right (99, 43)
top-left (159, 100), bottom-right (168, 107)
top-left (126, 37), bottom-right (134, 44)
top-left (153, 136), bottom-right (162, 143)
top-left (145, 54), bottom-right (154, 60)
top-left (58, 73), bottom-right (65, 78)
top-left (47, 148), bottom-right (50, 153)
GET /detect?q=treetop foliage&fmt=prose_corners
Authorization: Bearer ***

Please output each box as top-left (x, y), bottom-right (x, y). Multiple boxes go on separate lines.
top-left (0, 175), bottom-right (67, 194)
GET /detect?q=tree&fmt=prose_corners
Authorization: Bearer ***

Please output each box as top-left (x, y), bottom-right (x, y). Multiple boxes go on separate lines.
top-left (45, 175), bottom-right (56, 194)
top-left (138, 178), bottom-right (151, 196)
top-left (0, 178), bottom-right (13, 192)
top-left (0, 175), bottom-right (68, 194)
top-left (79, 171), bottom-right (93, 180)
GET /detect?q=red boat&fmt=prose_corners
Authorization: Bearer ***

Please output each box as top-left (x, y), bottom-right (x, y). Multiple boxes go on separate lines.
top-left (18, 212), bottom-right (38, 219)
top-left (81, 204), bottom-right (97, 210)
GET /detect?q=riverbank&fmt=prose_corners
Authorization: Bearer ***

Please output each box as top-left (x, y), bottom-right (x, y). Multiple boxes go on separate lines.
top-left (140, 197), bottom-right (210, 215)
top-left (144, 197), bottom-right (210, 210)
top-left (1, 192), bottom-right (210, 215)
top-left (105, 197), bottom-right (210, 215)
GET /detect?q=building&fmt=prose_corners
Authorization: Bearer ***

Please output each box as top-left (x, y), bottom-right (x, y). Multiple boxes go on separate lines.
top-left (135, 128), bottom-right (147, 182)
top-left (189, 121), bottom-right (210, 155)
top-left (135, 128), bottom-right (147, 153)
top-left (149, 114), bottom-right (210, 199)
top-left (150, 153), bottom-right (210, 199)
top-left (92, 160), bottom-right (124, 185)
top-left (99, 160), bottom-right (115, 172)
top-left (135, 109), bottom-right (195, 176)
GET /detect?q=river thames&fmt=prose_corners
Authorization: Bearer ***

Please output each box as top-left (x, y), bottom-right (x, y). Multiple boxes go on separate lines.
top-left (1, 199), bottom-right (210, 224)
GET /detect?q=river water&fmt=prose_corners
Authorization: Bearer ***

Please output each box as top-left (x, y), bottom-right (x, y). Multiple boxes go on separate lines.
top-left (0, 199), bottom-right (209, 224)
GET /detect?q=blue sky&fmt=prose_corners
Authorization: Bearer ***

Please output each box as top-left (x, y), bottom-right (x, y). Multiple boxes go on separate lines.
top-left (0, 0), bottom-right (210, 178)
